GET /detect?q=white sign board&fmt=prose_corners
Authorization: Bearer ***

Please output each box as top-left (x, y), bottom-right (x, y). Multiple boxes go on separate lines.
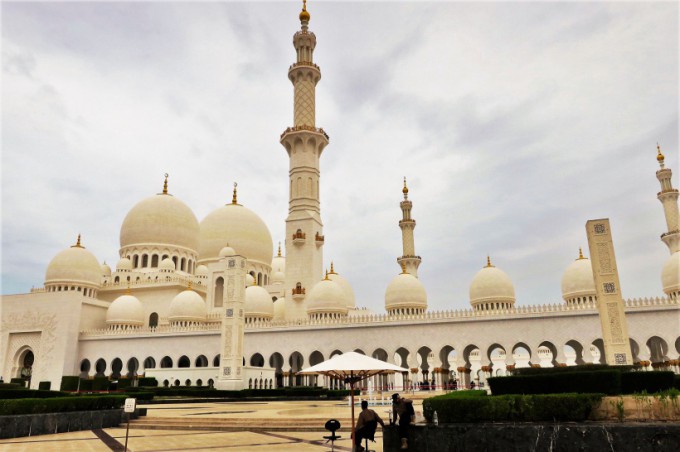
top-left (124, 398), bottom-right (136, 413)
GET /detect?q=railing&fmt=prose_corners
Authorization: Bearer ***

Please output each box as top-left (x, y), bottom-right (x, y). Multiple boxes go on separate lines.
top-left (280, 125), bottom-right (329, 140)
top-left (78, 296), bottom-right (678, 337)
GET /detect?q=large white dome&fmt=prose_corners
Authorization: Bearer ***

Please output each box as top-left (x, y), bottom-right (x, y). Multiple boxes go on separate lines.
top-left (469, 258), bottom-right (515, 309)
top-left (106, 294), bottom-right (144, 327)
top-left (661, 252), bottom-right (680, 297)
top-left (168, 289), bottom-right (207, 323)
top-left (120, 190), bottom-right (199, 252)
top-left (306, 278), bottom-right (348, 317)
top-left (561, 251), bottom-right (596, 303)
top-left (328, 265), bottom-right (356, 309)
top-left (245, 284), bottom-right (274, 319)
top-left (385, 272), bottom-right (427, 312)
top-left (45, 237), bottom-right (101, 288)
top-left (199, 202), bottom-right (273, 266)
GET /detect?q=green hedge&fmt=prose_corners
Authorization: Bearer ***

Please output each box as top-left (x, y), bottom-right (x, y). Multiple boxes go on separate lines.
top-left (60, 376), bottom-right (80, 391)
top-left (512, 364), bottom-right (633, 376)
top-left (432, 390), bottom-right (487, 399)
top-left (38, 381), bottom-right (51, 391)
top-left (117, 379), bottom-right (132, 390)
top-left (10, 379), bottom-right (26, 387)
top-left (621, 371), bottom-right (674, 394)
top-left (0, 383), bottom-right (22, 390)
top-left (0, 395), bottom-right (126, 416)
top-left (423, 393), bottom-right (604, 423)
top-left (138, 377), bottom-right (158, 387)
top-left (488, 370), bottom-right (620, 395)
top-left (92, 377), bottom-right (110, 391)
top-left (0, 389), bottom-right (68, 399)
top-left (147, 387), bottom-right (349, 399)
top-left (80, 379), bottom-right (94, 391)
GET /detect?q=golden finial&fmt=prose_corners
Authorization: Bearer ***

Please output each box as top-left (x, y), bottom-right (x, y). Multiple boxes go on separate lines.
top-left (657, 143), bottom-right (665, 163)
top-left (187, 279), bottom-right (193, 290)
top-left (402, 177), bottom-right (409, 199)
top-left (277, 242), bottom-right (282, 257)
top-left (251, 276), bottom-right (258, 287)
top-left (485, 256), bottom-right (494, 268)
top-left (231, 182), bottom-right (238, 204)
top-left (400, 261), bottom-right (407, 274)
top-left (126, 280), bottom-right (131, 295)
top-left (330, 261), bottom-right (336, 274)
top-left (578, 247), bottom-right (585, 260)
top-left (324, 269), bottom-right (329, 280)
top-left (71, 234), bottom-right (83, 248)
top-left (300, 0), bottom-right (310, 22)
top-left (162, 173), bottom-right (169, 194)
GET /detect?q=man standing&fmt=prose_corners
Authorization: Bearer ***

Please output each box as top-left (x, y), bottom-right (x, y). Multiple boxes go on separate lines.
top-left (354, 400), bottom-right (385, 452)
top-left (391, 393), bottom-right (414, 449)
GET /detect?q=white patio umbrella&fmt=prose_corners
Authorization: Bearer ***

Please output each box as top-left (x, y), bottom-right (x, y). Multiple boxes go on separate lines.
top-left (297, 351), bottom-right (407, 442)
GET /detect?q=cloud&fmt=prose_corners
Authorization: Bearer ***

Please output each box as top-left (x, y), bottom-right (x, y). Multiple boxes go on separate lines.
top-left (1, 2), bottom-right (678, 314)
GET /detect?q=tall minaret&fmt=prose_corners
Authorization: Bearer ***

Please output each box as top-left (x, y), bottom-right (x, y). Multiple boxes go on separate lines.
top-left (656, 144), bottom-right (680, 254)
top-left (281, 1), bottom-right (328, 320)
top-left (397, 178), bottom-right (422, 277)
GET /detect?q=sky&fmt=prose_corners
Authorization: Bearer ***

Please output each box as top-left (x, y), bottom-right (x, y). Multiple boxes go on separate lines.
top-left (1, 1), bottom-right (678, 313)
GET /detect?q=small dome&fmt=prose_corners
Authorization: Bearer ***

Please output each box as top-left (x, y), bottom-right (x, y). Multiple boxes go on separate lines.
top-left (271, 270), bottom-right (285, 284)
top-left (199, 202), bottom-right (273, 267)
top-left (45, 237), bottom-right (101, 288)
top-left (195, 265), bottom-right (209, 276)
top-left (245, 284), bottom-right (274, 319)
top-left (219, 246), bottom-right (236, 257)
top-left (469, 258), bottom-right (515, 308)
top-left (306, 278), bottom-right (348, 316)
top-left (661, 252), bottom-right (680, 296)
top-left (160, 258), bottom-right (175, 271)
top-left (328, 266), bottom-right (356, 309)
top-left (101, 262), bottom-right (112, 277)
top-left (116, 257), bottom-right (132, 272)
top-left (106, 294), bottom-right (144, 326)
top-left (120, 191), bottom-right (199, 253)
top-left (561, 251), bottom-right (596, 302)
top-left (168, 288), bottom-right (207, 323)
top-left (246, 274), bottom-right (255, 286)
top-left (271, 243), bottom-right (286, 274)
top-left (273, 297), bottom-right (285, 320)
top-left (385, 272), bottom-right (427, 312)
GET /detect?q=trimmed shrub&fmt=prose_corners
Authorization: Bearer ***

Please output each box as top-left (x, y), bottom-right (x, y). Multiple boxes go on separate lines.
top-left (79, 379), bottom-right (94, 391)
top-left (60, 376), bottom-right (80, 391)
top-left (0, 395), bottom-right (126, 416)
top-left (92, 377), bottom-right (110, 391)
top-left (422, 392), bottom-right (604, 423)
top-left (38, 381), bottom-right (51, 391)
top-left (433, 390), bottom-right (487, 399)
top-left (0, 389), bottom-right (69, 399)
top-left (10, 379), bottom-right (26, 387)
top-left (0, 383), bottom-right (22, 390)
top-left (138, 377), bottom-right (158, 387)
top-left (488, 370), bottom-right (620, 395)
top-left (117, 379), bottom-right (132, 390)
top-left (621, 371), bottom-right (674, 394)
top-left (512, 364), bottom-right (633, 376)
top-left (674, 375), bottom-right (680, 391)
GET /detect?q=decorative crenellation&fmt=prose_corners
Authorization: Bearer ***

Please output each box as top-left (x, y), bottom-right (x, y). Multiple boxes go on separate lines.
top-left (77, 296), bottom-right (679, 337)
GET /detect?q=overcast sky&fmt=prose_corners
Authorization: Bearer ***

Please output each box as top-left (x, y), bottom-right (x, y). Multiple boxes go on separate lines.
top-left (2, 1), bottom-right (678, 313)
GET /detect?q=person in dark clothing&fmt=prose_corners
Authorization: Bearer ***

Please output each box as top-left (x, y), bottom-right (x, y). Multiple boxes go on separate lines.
top-left (392, 393), bottom-right (413, 449)
top-left (354, 400), bottom-right (385, 452)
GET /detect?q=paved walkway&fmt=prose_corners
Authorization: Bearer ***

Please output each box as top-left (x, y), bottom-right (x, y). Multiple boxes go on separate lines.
top-left (0, 395), bottom-right (432, 451)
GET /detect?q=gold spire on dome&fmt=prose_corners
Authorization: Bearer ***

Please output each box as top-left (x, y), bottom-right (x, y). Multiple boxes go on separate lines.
top-left (402, 177), bottom-right (409, 199)
top-left (485, 256), bottom-right (494, 268)
top-left (330, 261), bottom-right (337, 274)
top-left (578, 247), bottom-right (585, 260)
top-left (126, 280), bottom-right (131, 295)
top-left (299, 0), bottom-right (310, 22)
top-left (231, 182), bottom-right (238, 205)
top-left (277, 242), bottom-right (282, 257)
top-left (162, 173), bottom-right (169, 194)
top-left (71, 234), bottom-right (83, 248)
top-left (251, 276), bottom-right (258, 287)
top-left (187, 280), bottom-right (193, 290)
top-left (657, 143), bottom-right (665, 164)
top-left (324, 269), bottom-right (329, 280)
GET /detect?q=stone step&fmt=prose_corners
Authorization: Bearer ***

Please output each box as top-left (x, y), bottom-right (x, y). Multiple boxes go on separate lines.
top-left (125, 417), bottom-right (354, 432)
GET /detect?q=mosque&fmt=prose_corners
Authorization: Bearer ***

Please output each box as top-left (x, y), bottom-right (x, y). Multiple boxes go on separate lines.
top-left (1, 3), bottom-right (679, 391)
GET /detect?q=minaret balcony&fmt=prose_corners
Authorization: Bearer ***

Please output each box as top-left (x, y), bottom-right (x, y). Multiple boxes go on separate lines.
top-left (280, 125), bottom-right (329, 141)
top-left (291, 284), bottom-right (306, 301)
top-left (315, 232), bottom-right (324, 246)
top-left (293, 230), bottom-right (306, 245)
